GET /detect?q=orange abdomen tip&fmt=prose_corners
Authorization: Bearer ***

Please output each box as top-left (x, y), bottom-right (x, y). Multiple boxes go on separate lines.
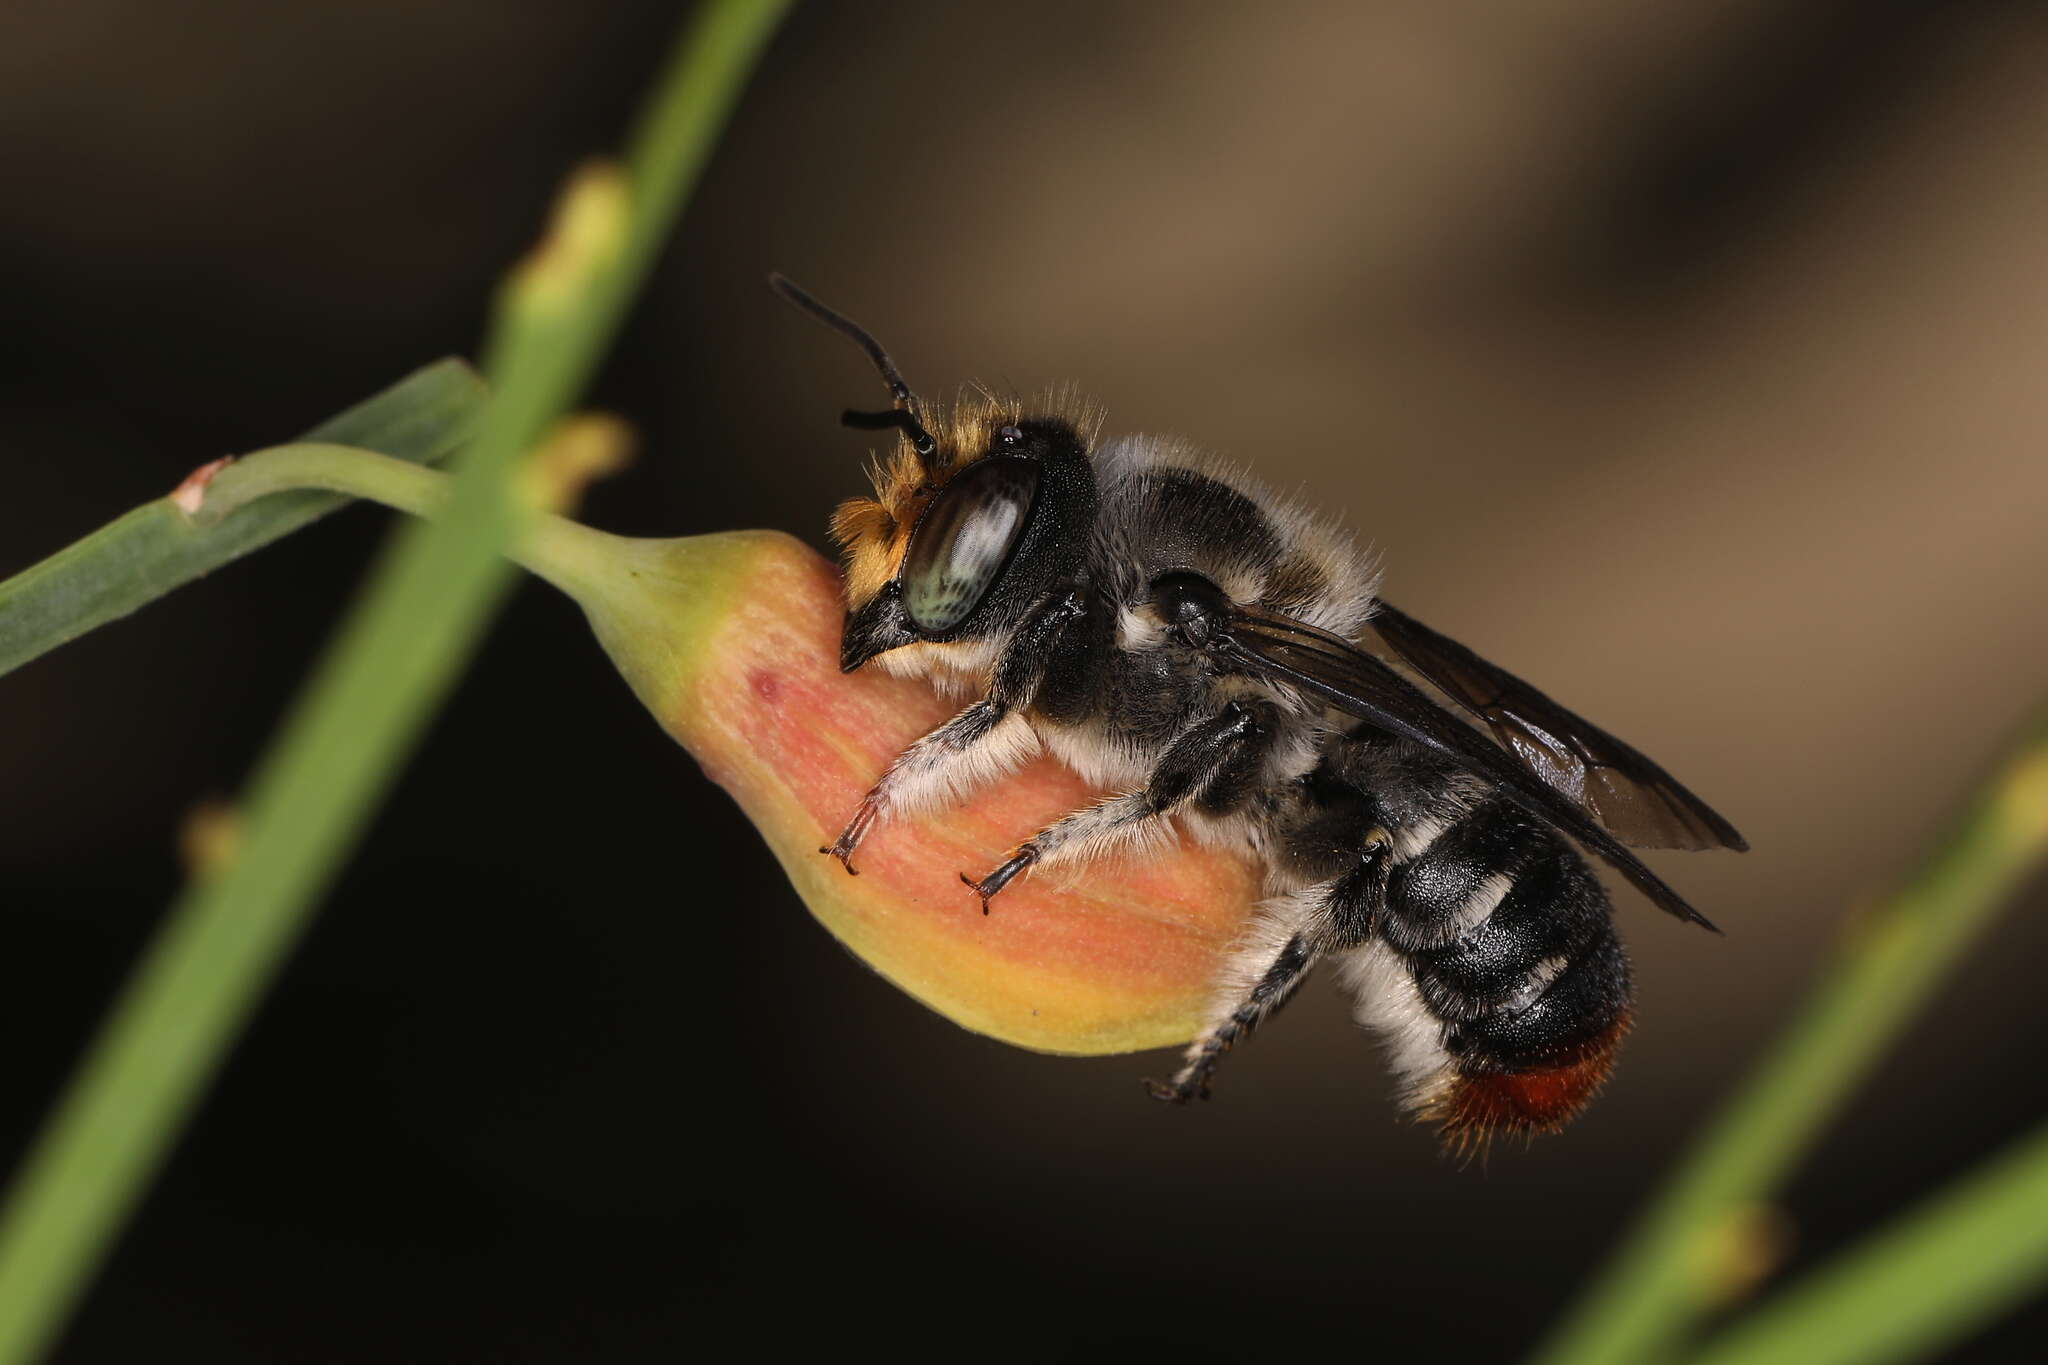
top-left (1427, 1012), bottom-right (1632, 1150)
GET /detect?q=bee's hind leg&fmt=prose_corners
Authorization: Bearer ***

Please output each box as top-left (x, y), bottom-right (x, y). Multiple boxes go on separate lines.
top-left (1148, 923), bottom-right (1319, 1103)
top-left (1150, 847), bottom-right (1388, 1103)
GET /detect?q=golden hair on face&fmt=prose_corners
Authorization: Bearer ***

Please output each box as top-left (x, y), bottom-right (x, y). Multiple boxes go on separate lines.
top-left (831, 388), bottom-right (1108, 611)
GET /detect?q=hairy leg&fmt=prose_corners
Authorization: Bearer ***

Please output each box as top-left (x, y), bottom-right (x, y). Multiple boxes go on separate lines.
top-left (962, 701), bottom-right (1274, 907)
top-left (824, 700), bottom-right (1038, 872)
top-left (1151, 842), bottom-right (1388, 1102)
top-left (827, 585), bottom-right (1101, 872)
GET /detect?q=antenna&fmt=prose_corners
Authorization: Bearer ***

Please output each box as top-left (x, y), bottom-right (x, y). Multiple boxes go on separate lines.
top-left (769, 273), bottom-right (939, 473)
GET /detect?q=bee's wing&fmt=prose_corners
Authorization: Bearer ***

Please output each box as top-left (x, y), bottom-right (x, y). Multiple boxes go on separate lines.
top-left (1213, 607), bottom-right (1725, 930)
top-left (1362, 603), bottom-right (1747, 853)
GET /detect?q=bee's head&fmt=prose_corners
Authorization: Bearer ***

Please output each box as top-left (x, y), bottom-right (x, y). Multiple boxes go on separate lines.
top-left (771, 275), bottom-right (1099, 674)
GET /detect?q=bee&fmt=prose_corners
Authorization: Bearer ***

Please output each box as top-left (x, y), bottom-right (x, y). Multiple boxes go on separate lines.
top-left (770, 275), bottom-right (1746, 1144)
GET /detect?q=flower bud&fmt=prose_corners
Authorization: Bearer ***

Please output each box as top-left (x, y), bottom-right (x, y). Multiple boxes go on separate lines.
top-left (535, 525), bottom-right (1258, 1054)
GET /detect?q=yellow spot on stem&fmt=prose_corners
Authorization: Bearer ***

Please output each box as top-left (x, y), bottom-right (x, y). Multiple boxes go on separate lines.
top-left (509, 161), bottom-right (630, 311)
top-left (521, 413), bottom-right (636, 512)
top-left (1694, 1203), bottom-right (1796, 1309)
top-left (1994, 744), bottom-right (2048, 845)
top-left (178, 800), bottom-right (241, 881)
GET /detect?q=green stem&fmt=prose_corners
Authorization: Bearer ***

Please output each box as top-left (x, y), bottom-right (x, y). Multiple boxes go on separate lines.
top-left (1682, 1119), bottom-right (2048, 1365)
top-left (193, 441), bottom-right (634, 604)
top-left (194, 442), bottom-right (450, 520)
top-left (0, 360), bottom-right (484, 682)
top-left (1531, 712), bottom-right (2048, 1365)
top-left (0, 3), bottom-right (790, 1360)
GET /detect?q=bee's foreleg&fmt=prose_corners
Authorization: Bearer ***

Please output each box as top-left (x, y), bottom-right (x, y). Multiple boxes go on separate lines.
top-left (961, 700), bottom-right (1276, 907)
top-left (1150, 848), bottom-right (1388, 1103)
top-left (827, 587), bottom-right (1097, 873)
top-left (823, 699), bottom-right (1038, 873)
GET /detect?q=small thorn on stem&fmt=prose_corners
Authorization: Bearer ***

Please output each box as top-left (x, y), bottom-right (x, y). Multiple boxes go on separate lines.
top-left (170, 458), bottom-right (234, 518)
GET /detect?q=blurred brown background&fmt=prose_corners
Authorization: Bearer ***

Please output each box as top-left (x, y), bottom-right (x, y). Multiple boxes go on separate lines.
top-left (3, 1), bottom-right (2046, 1361)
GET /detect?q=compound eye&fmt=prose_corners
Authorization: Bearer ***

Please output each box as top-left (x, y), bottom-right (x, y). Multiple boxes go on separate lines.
top-left (902, 458), bottom-right (1040, 632)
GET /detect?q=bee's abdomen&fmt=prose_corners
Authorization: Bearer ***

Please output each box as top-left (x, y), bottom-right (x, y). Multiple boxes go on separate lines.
top-left (1376, 795), bottom-right (1634, 1141)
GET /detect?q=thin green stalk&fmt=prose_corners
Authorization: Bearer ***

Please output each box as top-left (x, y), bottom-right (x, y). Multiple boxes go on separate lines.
top-left (0, 3), bottom-right (790, 1360)
top-left (1531, 711), bottom-right (2048, 1365)
top-left (190, 442), bottom-right (454, 522)
top-left (188, 441), bottom-right (634, 600)
top-left (1686, 1120), bottom-right (2048, 1365)
top-left (0, 359), bottom-right (484, 680)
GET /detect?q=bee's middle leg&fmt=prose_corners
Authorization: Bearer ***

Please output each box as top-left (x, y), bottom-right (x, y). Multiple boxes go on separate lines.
top-left (962, 700), bottom-right (1275, 907)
